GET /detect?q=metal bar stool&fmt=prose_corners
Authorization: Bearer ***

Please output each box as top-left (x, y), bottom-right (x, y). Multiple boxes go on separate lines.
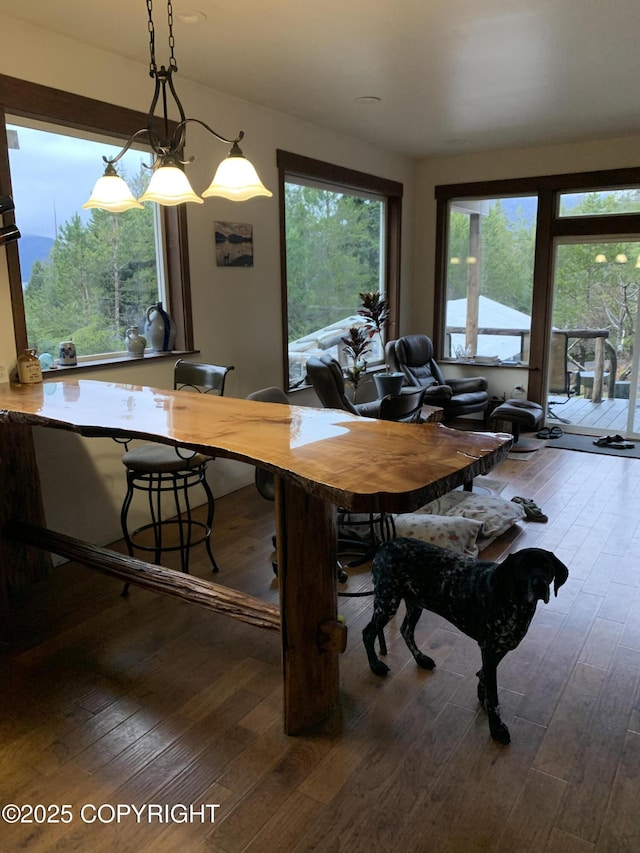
top-left (120, 359), bottom-right (234, 594)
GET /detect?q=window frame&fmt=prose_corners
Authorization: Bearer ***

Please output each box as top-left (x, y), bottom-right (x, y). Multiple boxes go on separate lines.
top-left (442, 193), bottom-right (539, 363)
top-left (0, 73), bottom-right (193, 361)
top-left (434, 166), bottom-right (640, 404)
top-left (277, 149), bottom-right (403, 391)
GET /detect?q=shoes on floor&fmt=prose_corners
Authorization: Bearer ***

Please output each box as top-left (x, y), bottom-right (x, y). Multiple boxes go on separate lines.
top-left (593, 434), bottom-right (635, 449)
top-left (511, 496), bottom-right (548, 523)
top-left (537, 426), bottom-right (563, 439)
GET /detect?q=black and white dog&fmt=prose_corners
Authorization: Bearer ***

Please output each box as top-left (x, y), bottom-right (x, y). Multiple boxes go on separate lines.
top-left (362, 539), bottom-right (569, 744)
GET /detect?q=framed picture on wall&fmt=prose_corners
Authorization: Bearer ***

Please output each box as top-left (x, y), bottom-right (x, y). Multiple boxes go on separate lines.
top-left (214, 221), bottom-right (254, 267)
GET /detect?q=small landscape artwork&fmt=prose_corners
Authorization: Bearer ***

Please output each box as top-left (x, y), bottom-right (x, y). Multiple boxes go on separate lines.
top-left (215, 221), bottom-right (254, 267)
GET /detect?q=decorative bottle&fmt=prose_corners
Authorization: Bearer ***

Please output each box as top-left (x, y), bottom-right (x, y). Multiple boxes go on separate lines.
top-left (144, 301), bottom-right (176, 352)
top-left (17, 348), bottom-right (43, 384)
top-left (125, 326), bottom-right (147, 357)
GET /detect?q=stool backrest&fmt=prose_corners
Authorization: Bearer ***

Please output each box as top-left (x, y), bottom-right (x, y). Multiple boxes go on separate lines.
top-left (246, 386), bottom-right (289, 405)
top-left (174, 359), bottom-right (234, 395)
top-left (246, 386), bottom-right (290, 501)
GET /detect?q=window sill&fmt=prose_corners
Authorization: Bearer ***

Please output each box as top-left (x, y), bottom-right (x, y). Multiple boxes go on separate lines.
top-left (440, 358), bottom-right (531, 369)
top-left (41, 350), bottom-right (199, 379)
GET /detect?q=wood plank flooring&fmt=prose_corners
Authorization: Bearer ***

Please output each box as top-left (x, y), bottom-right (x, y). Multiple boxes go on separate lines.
top-left (2, 444), bottom-right (640, 851)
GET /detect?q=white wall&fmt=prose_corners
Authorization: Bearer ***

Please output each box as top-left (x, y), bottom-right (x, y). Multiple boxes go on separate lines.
top-left (0, 15), bottom-right (417, 546)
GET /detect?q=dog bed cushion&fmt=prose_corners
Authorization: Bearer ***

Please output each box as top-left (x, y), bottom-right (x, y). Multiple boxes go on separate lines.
top-left (393, 513), bottom-right (483, 558)
top-left (410, 491), bottom-right (526, 539)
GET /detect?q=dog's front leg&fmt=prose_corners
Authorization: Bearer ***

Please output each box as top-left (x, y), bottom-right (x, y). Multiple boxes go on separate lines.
top-left (479, 648), bottom-right (510, 745)
top-left (400, 603), bottom-right (435, 670)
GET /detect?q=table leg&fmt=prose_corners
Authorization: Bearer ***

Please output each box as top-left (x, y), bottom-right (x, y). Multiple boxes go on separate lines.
top-left (0, 423), bottom-right (52, 631)
top-left (275, 476), bottom-right (340, 734)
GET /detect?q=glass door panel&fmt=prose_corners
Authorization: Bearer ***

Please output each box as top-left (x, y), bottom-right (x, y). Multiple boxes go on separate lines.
top-left (549, 239), bottom-right (640, 438)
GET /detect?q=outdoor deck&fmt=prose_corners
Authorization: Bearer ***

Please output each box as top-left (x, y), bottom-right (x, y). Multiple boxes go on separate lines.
top-left (547, 392), bottom-right (639, 435)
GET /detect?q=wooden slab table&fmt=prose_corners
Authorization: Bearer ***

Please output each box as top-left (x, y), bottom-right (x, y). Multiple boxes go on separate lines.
top-left (0, 379), bottom-right (511, 734)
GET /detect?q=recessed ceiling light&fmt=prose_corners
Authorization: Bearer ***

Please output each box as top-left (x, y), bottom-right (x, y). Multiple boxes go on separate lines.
top-left (176, 9), bottom-right (207, 24)
top-left (355, 96), bottom-right (381, 105)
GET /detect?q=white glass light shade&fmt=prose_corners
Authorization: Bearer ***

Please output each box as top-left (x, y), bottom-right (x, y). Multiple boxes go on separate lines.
top-left (594, 253), bottom-right (607, 263)
top-left (202, 154), bottom-right (273, 201)
top-left (615, 253), bottom-right (628, 264)
top-left (83, 173), bottom-right (144, 212)
top-left (138, 165), bottom-right (204, 205)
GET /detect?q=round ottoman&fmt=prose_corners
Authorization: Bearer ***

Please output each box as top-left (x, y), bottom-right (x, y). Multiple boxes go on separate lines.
top-left (490, 399), bottom-right (544, 452)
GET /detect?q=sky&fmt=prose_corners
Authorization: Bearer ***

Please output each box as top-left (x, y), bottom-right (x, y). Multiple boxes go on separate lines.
top-left (7, 123), bottom-right (150, 238)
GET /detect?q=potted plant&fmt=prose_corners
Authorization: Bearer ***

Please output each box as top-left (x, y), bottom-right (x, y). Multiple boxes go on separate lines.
top-left (341, 325), bottom-right (371, 399)
top-left (358, 290), bottom-right (404, 398)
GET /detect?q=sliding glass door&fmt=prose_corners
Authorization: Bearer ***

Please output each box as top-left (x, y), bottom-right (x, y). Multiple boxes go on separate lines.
top-left (549, 238), bottom-right (640, 438)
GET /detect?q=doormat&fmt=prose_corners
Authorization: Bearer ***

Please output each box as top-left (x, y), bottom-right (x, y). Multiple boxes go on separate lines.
top-left (546, 432), bottom-right (640, 458)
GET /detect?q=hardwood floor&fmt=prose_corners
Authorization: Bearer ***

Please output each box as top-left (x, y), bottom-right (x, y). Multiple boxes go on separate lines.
top-left (3, 444), bottom-right (640, 851)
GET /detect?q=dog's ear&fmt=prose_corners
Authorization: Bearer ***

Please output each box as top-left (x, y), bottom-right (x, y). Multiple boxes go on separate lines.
top-left (552, 556), bottom-right (569, 597)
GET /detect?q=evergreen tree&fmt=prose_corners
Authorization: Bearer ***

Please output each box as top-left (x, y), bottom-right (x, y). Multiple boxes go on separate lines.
top-left (23, 166), bottom-right (158, 356)
top-left (285, 184), bottom-right (382, 341)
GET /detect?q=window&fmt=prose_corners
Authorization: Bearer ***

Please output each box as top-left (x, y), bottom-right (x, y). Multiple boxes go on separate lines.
top-left (7, 118), bottom-right (164, 359)
top-left (0, 74), bottom-right (192, 362)
top-left (443, 195), bottom-right (537, 364)
top-left (277, 151), bottom-right (402, 390)
top-left (434, 167), bottom-right (640, 406)
top-left (558, 188), bottom-right (640, 217)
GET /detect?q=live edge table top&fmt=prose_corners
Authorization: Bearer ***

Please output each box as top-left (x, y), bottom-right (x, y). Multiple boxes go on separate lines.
top-left (0, 379), bottom-right (511, 513)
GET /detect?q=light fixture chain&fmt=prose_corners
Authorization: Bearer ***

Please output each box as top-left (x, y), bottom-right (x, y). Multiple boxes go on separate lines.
top-left (167, 0), bottom-right (177, 71)
top-left (83, 0), bottom-right (272, 209)
top-left (146, 0), bottom-right (157, 74)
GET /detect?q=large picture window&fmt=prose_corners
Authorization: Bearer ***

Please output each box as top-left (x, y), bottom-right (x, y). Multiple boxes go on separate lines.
top-left (277, 151), bottom-right (402, 390)
top-left (434, 167), bottom-right (640, 410)
top-left (0, 74), bottom-right (192, 363)
top-left (7, 118), bottom-right (164, 359)
top-left (444, 196), bottom-right (537, 365)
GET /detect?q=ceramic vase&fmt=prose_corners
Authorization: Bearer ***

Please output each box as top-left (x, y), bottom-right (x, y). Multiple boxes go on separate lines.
top-left (58, 340), bottom-right (77, 366)
top-left (125, 326), bottom-right (147, 357)
top-left (144, 301), bottom-right (176, 352)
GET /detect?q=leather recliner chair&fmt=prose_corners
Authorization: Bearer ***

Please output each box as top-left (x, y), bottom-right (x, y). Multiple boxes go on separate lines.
top-left (305, 353), bottom-right (382, 418)
top-left (386, 334), bottom-right (489, 421)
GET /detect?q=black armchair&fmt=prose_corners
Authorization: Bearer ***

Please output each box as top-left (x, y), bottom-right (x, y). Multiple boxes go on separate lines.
top-left (386, 334), bottom-right (489, 421)
top-left (305, 354), bottom-right (382, 418)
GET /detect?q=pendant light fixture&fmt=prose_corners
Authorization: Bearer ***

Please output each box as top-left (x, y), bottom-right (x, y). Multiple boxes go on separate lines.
top-left (83, 0), bottom-right (272, 212)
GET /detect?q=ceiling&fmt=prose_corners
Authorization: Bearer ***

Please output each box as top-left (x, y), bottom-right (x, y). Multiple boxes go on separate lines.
top-left (5, 0), bottom-right (640, 159)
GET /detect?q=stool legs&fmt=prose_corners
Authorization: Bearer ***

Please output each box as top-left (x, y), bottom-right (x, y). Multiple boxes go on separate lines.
top-left (120, 469), bottom-right (137, 562)
top-left (199, 472), bottom-right (218, 573)
top-left (120, 465), bottom-right (218, 597)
